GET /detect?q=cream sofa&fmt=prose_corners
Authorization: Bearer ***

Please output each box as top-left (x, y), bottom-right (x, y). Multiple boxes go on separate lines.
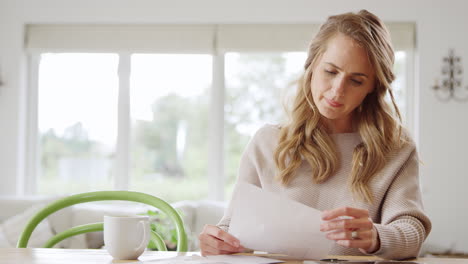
top-left (0, 196), bottom-right (226, 250)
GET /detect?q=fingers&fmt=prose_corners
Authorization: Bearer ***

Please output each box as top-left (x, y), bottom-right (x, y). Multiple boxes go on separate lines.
top-left (203, 225), bottom-right (240, 247)
top-left (324, 228), bottom-right (374, 252)
top-left (200, 242), bottom-right (234, 256)
top-left (198, 225), bottom-right (244, 256)
top-left (336, 239), bottom-right (372, 249)
top-left (322, 207), bottom-right (369, 220)
top-left (326, 229), bottom-right (373, 241)
top-left (198, 233), bottom-right (243, 252)
top-left (321, 207), bottom-right (378, 252)
top-left (320, 217), bottom-right (373, 232)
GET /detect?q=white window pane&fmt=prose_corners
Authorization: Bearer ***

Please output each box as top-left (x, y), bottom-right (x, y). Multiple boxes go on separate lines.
top-left (224, 52), bottom-right (307, 198)
top-left (130, 54), bottom-right (212, 202)
top-left (38, 53), bottom-right (119, 194)
top-left (392, 51), bottom-right (407, 123)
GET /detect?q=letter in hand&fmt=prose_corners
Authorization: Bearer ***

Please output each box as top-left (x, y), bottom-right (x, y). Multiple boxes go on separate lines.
top-left (198, 225), bottom-right (245, 256)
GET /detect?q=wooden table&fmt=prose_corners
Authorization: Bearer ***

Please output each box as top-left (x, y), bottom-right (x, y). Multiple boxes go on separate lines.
top-left (0, 248), bottom-right (467, 264)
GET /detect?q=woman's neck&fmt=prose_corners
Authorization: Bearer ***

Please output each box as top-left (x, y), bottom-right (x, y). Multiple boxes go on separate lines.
top-left (322, 116), bottom-right (355, 134)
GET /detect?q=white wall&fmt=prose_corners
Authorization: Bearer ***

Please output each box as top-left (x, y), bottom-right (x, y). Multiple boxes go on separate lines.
top-left (1, 0), bottom-right (467, 253)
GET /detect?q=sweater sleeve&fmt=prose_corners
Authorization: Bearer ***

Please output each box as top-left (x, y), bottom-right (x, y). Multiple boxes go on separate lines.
top-left (217, 127), bottom-right (264, 232)
top-left (371, 145), bottom-right (432, 260)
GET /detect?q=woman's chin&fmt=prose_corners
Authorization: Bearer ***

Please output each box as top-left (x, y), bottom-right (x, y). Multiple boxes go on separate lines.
top-left (317, 107), bottom-right (344, 120)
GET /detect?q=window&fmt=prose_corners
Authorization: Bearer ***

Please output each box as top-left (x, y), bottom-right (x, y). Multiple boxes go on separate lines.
top-left (37, 53), bottom-right (118, 194)
top-left (26, 24), bottom-right (415, 200)
top-left (392, 51), bottom-right (409, 124)
top-left (129, 54), bottom-right (212, 201)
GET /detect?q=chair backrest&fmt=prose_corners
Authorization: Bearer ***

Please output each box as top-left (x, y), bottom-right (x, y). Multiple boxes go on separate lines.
top-left (17, 191), bottom-right (188, 251)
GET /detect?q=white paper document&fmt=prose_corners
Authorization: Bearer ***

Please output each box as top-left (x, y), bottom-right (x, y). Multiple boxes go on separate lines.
top-left (146, 255), bottom-right (284, 264)
top-left (229, 182), bottom-right (333, 260)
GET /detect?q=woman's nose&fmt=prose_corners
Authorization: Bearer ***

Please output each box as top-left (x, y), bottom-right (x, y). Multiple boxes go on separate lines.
top-left (331, 77), bottom-right (346, 97)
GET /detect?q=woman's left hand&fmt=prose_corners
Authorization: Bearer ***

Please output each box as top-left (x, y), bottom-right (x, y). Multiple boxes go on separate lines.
top-left (320, 207), bottom-right (380, 253)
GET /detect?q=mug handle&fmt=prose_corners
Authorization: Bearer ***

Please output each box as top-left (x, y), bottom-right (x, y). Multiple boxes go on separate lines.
top-left (135, 220), bottom-right (149, 251)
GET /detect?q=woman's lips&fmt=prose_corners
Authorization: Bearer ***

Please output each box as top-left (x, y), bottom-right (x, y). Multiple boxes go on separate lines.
top-left (325, 98), bottom-right (343, 107)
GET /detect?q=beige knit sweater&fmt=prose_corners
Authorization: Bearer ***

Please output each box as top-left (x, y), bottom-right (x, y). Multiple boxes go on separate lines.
top-left (218, 124), bottom-right (431, 260)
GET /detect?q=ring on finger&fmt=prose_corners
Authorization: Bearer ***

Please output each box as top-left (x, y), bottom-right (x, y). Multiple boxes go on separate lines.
top-left (351, 230), bottom-right (359, 240)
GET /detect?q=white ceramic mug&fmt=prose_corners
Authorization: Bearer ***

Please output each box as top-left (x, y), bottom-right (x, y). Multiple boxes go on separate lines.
top-left (104, 215), bottom-right (150, 260)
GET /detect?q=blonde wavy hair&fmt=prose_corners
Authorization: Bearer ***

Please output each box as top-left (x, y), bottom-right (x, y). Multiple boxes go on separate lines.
top-left (274, 10), bottom-right (406, 203)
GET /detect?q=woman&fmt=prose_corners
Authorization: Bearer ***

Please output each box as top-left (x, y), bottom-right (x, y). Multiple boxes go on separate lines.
top-left (198, 10), bottom-right (431, 260)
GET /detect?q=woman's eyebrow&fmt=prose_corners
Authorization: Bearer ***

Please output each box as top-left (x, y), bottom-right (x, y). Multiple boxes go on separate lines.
top-left (325, 62), bottom-right (369, 78)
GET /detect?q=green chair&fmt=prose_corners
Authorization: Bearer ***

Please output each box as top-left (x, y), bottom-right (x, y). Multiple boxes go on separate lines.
top-left (17, 191), bottom-right (188, 251)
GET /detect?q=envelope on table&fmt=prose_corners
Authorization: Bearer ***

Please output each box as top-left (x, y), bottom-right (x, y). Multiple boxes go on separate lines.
top-left (229, 182), bottom-right (333, 260)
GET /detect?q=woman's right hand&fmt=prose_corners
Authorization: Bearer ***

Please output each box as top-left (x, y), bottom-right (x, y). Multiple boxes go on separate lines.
top-left (198, 224), bottom-right (244, 256)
